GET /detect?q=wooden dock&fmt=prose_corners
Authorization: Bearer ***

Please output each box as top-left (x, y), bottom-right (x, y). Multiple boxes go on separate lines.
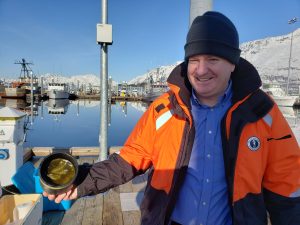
top-left (42, 166), bottom-right (146, 225)
top-left (24, 147), bottom-right (146, 225)
top-left (111, 96), bottom-right (143, 101)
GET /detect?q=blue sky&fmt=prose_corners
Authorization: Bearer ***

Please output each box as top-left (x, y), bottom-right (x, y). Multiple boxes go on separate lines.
top-left (0, 0), bottom-right (299, 82)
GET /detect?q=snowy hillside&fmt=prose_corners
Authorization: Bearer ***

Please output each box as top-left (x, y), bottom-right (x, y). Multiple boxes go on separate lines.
top-left (128, 61), bottom-right (182, 85)
top-left (41, 73), bottom-right (101, 86)
top-left (241, 28), bottom-right (300, 81)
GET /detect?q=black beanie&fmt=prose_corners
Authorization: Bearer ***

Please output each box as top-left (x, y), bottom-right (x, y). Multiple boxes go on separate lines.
top-left (184, 11), bottom-right (241, 65)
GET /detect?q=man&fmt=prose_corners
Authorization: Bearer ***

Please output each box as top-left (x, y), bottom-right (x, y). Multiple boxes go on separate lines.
top-left (44, 11), bottom-right (300, 225)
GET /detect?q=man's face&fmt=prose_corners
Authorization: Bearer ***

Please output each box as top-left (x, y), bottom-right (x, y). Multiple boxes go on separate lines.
top-left (187, 54), bottom-right (235, 106)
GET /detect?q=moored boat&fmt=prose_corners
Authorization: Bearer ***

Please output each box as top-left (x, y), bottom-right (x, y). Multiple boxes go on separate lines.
top-left (47, 82), bottom-right (70, 99)
top-left (263, 82), bottom-right (296, 107)
top-left (0, 83), bottom-right (26, 98)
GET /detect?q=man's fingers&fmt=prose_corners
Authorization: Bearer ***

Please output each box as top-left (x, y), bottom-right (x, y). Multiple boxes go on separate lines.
top-left (48, 194), bottom-right (57, 201)
top-left (64, 188), bottom-right (73, 200)
top-left (42, 185), bottom-right (77, 203)
top-left (54, 193), bottom-right (67, 203)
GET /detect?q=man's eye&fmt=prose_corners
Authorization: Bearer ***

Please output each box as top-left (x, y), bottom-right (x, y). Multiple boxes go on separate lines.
top-left (208, 58), bottom-right (219, 63)
top-left (189, 60), bottom-right (198, 64)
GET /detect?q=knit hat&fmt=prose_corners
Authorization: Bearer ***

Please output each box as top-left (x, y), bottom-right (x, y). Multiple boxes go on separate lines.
top-left (184, 11), bottom-right (241, 65)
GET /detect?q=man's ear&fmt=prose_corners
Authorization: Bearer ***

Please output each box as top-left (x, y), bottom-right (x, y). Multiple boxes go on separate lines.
top-left (231, 64), bottom-right (236, 73)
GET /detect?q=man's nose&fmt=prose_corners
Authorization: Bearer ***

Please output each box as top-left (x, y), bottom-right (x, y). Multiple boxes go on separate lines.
top-left (196, 60), bottom-right (209, 75)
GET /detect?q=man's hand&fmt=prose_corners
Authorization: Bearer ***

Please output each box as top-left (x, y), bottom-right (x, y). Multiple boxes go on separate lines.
top-left (43, 185), bottom-right (78, 203)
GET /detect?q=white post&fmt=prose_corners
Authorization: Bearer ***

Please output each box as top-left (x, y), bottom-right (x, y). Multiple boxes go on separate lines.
top-left (0, 107), bottom-right (26, 186)
top-left (189, 0), bottom-right (213, 26)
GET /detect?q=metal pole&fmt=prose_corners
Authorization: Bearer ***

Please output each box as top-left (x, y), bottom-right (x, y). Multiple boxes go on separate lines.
top-left (41, 77), bottom-right (43, 95)
top-left (98, 0), bottom-right (108, 161)
top-left (286, 17), bottom-right (298, 95)
top-left (286, 31), bottom-right (294, 95)
top-left (189, 0), bottom-right (213, 26)
top-left (30, 72), bottom-right (33, 125)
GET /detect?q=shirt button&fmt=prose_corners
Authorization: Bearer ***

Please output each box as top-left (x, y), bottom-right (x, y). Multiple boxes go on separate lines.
top-left (202, 201), bottom-right (206, 206)
top-left (207, 154), bottom-right (211, 158)
top-left (206, 178), bottom-right (210, 183)
top-left (208, 130), bottom-right (212, 134)
top-left (210, 108), bottom-right (214, 111)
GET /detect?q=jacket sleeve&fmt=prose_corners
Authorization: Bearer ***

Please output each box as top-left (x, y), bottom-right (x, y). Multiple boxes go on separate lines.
top-left (263, 105), bottom-right (300, 225)
top-left (77, 103), bottom-right (157, 197)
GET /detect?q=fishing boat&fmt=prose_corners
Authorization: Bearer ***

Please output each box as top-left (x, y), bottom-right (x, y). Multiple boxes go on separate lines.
top-left (0, 84), bottom-right (26, 98)
top-left (143, 71), bottom-right (169, 102)
top-left (47, 82), bottom-right (70, 99)
top-left (263, 82), bottom-right (297, 107)
top-left (143, 84), bottom-right (169, 102)
top-left (12, 58), bottom-right (40, 95)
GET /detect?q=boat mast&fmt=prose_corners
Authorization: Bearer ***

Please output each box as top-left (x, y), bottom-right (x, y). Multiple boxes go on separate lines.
top-left (14, 58), bottom-right (33, 80)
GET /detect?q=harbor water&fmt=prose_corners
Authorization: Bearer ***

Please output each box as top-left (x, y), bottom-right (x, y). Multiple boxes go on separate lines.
top-left (0, 99), bottom-right (148, 148)
top-left (25, 100), bottom-right (149, 148)
top-left (0, 98), bottom-right (299, 147)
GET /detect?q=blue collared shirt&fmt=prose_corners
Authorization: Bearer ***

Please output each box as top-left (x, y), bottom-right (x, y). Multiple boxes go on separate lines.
top-left (171, 81), bottom-right (233, 225)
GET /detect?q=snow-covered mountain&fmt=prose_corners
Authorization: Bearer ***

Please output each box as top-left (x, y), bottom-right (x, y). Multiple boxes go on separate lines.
top-left (241, 28), bottom-right (300, 82)
top-left (128, 28), bottom-right (300, 85)
top-left (128, 62), bottom-right (182, 85)
top-left (41, 73), bottom-right (101, 87)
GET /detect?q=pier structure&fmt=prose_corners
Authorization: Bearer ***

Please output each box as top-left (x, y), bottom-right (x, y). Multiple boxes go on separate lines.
top-left (0, 107), bottom-right (27, 186)
top-left (21, 146), bottom-right (145, 225)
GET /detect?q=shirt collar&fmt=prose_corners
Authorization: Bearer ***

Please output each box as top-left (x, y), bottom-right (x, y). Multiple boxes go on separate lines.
top-left (191, 79), bottom-right (232, 108)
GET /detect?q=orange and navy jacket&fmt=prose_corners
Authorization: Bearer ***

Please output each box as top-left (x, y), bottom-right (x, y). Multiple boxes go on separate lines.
top-left (77, 58), bottom-right (300, 225)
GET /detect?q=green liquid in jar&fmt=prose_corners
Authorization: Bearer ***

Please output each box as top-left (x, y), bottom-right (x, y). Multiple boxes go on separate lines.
top-left (46, 158), bottom-right (75, 185)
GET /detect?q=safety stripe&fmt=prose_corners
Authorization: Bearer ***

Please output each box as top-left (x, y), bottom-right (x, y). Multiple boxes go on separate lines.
top-left (263, 114), bottom-right (272, 127)
top-left (156, 110), bottom-right (173, 130)
top-left (290, 188), bottom-right (300, 197)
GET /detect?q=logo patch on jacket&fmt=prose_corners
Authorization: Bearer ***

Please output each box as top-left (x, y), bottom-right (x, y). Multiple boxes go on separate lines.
top-left (247, 136), bottom-right (260, 151)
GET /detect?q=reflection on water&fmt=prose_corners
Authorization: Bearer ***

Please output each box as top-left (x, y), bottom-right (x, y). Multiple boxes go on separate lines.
top-left (46, 99), bottom-right (70, 122)
top-left (47, 99), bottom-right (70, 114)
top-left (0, 98), bottom-right (149, 147)
top-left (0, 99), bottom-right (298, 147)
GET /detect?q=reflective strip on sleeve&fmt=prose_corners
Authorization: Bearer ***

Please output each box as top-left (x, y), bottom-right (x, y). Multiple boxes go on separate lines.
top-left (156, 110), bottom-right (173, 130)
top-left (263, 114), bottom-right (272, 127)
top-left (290, 189), bottom-right (300, 197)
